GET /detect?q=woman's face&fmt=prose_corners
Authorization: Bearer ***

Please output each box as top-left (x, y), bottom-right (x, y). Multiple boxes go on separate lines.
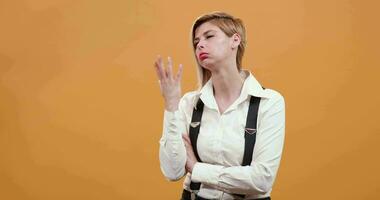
top-left (193, 22), bottom-right (236, 71)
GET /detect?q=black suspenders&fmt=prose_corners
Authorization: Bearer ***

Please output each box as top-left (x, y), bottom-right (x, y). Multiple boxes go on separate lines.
top-left (189, 99), bottom-right (205, 190)
top-left (188, 95), bottom-right (262, 197)
top-left (242, 96), bottom-right (261, 166)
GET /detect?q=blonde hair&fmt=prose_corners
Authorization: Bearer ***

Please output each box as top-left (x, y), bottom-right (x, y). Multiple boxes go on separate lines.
top-left (190, 11), bottom-right (247, 88)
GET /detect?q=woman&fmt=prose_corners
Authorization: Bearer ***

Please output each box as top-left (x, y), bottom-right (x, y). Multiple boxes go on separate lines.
top-left (155, 11), bottom-right (285, 200)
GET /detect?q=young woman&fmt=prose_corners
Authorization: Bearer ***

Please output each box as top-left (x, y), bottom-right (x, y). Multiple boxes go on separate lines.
top-left (155, 11), bottom-right (285, 200)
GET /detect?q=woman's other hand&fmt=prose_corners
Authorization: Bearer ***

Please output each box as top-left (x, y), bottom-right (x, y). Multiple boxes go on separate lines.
top-left (154, 55), bottom-right (183, 112)
top-left (182, 133), bottom-right (198, 173)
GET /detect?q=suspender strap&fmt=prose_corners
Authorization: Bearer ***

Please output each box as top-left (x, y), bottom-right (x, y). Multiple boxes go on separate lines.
top-left (233, 96), bottom-right (261, 199)
top-left (188, 95), bottom-right (262, 194)
top-left (189, 99), bottom-right (204, 191)
top-left (242, 96), bottom-right (261, 166)
top-left (189, 99), bottom-right (204, 162)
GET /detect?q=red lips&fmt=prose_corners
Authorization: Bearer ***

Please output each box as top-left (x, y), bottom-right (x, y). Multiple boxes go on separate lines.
top-left (199, 52), bottom-right (208, 60)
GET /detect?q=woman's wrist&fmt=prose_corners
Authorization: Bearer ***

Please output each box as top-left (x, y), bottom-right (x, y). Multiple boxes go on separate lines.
top-left (165, 99), bottom-right (179, 112)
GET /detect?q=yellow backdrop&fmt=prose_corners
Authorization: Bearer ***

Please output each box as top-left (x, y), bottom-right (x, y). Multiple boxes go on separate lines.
top-left (0, 0), bottom-right (379, 199)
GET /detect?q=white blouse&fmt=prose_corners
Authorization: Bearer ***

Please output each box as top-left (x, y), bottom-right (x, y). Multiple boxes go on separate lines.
top-left (159, 70), bottom-right (286, 199)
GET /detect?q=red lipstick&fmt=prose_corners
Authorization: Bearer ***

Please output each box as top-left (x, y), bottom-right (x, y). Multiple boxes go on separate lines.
top-left (199, 53), bottom-right (208, 60)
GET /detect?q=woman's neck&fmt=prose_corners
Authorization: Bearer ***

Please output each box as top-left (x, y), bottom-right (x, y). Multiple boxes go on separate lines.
top-left (210, 67), bottom-right (244, 103)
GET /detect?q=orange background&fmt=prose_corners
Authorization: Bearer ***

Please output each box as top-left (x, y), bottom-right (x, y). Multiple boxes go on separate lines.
top-left (0, 0), bottom-right (379, 199)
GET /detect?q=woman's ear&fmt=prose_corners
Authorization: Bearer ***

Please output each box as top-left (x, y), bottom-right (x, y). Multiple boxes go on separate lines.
top-left (231, 33), bottom-right (241, 49)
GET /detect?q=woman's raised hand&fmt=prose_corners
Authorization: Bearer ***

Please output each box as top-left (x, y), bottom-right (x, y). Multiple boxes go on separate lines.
top-left (154, 55), bottom-right (183, 112)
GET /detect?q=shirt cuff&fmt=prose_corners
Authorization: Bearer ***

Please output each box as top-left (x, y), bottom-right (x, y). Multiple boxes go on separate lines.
top-left (191, 162), bottom-right (224, 186)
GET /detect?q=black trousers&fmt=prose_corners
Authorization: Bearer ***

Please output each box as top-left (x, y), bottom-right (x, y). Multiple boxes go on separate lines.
top-left (181, 189), bottom-right (271, 200)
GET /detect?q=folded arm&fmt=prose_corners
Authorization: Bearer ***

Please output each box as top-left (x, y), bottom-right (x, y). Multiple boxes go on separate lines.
top-left (191, 96), bottom-right (285, 195)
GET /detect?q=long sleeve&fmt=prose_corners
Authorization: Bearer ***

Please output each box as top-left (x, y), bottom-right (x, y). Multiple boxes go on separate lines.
top-left (191, 94), bottom-right (285, 195)
top-left (159, 93), bottom-right (193, 181)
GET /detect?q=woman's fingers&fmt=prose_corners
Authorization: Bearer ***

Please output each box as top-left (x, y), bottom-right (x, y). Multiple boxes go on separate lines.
top-left (167, 57), bottom-right (173, 80)
top-left (182, 134), bottom-right (193, 151)
top-left (176, 64), bottom-right (183, 81)
top-left (154, 60), bottom-right (163, 80)
top-left (182, 133), bottom-right (190, 143)
top-left (155, 55), bottom-right (183, 82)
top-left (157, 55), bottom-right (167, 80)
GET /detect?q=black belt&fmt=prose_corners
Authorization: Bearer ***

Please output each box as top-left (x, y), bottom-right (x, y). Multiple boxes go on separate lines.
top-left (181, 189), bottom-right (271, 200)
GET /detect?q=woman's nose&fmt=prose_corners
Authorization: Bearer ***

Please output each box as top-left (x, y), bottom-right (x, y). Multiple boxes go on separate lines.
top-left (197, 41), bottom-right (205, 50)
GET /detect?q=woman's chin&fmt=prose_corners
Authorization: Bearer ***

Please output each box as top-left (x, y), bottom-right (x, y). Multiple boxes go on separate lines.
top-left (200, 59), bottom-right (214, 68)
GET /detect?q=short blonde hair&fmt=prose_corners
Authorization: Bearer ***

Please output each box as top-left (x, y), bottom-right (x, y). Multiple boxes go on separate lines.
top-left (191, 11), bottom-right (247, 87)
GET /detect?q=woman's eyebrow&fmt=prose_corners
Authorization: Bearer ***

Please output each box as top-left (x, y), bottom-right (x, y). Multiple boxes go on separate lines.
top-left (194, 30), bottom-right (216, 42)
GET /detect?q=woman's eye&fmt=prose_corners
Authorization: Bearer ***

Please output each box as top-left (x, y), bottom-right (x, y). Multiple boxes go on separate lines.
top-left (193, 35), bottom-right (213, 46)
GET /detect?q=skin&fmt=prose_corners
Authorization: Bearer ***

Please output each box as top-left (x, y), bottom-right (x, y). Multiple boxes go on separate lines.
top-left (194, 22), bottom-right (243, 115)
top-left (154, 21), bottom-right (243, 173)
